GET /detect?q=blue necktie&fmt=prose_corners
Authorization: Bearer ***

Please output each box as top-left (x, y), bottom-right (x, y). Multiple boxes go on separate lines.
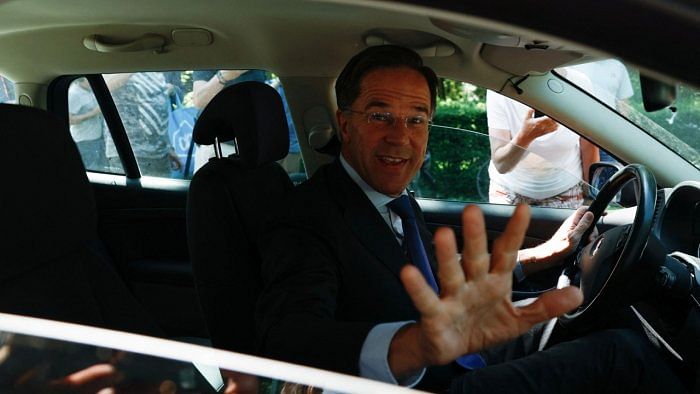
top-left (387, 195), bottom-right (439, 293)
top-left (388, 195), bottom-right (486, 370)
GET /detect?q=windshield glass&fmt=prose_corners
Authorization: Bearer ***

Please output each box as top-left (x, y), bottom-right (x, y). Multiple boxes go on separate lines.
top-left (0, 75), bottom-right (15, 103)
top-left (563, 59), bottom-right (700, 170)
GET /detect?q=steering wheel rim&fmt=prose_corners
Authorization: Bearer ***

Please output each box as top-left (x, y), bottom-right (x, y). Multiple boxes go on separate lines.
top-left (559, 164), bottom-right (657, 327)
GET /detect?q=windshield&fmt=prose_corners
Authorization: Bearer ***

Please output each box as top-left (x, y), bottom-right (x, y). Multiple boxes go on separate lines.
top-left (563, 59), bottom-right (700, 170)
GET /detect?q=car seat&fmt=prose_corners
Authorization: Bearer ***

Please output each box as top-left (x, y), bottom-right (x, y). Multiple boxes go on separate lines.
top-left (186, 81), bottom-right (293, 354)
top-left (0, 103), bottom-right (163, 337)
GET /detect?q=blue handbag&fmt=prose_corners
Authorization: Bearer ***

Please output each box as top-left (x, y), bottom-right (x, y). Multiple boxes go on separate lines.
top-left (167, 90), bottom-right (199, 178)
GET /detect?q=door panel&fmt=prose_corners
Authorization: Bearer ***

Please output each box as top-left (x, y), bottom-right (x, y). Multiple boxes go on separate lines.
top-left (419, 199), bottom-right (571, 248)
top-left (419, 199), bottom-right (576, 290)
top-left (91, 178), bottom-right (206, 339)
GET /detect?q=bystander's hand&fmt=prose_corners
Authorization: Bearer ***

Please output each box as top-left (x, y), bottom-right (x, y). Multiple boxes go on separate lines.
top-left (513, 109), bottom-right (559, 148)
top-left (167, 150), bottom-right (182, 171)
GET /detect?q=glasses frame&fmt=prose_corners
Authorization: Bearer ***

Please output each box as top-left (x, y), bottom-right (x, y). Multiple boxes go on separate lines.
top-left (343, 109), bottom-right (432, 132)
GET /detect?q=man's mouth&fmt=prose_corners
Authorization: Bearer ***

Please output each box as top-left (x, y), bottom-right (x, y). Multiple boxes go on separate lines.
top-left (377, 155), bottom-right (408, 166)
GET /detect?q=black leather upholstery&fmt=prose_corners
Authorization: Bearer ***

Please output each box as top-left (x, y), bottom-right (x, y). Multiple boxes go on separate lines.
top-left (0, 103), bottom-right (162, 336)
top-left (187, 82), bottom-right (294, 354)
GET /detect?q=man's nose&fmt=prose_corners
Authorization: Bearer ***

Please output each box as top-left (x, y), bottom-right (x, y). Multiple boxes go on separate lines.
top-left (383, 119), bottom-right (411, 144)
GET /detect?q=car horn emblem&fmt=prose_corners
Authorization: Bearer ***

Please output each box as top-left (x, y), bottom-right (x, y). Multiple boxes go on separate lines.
top-left (590, 235), bottom-right (604, 257)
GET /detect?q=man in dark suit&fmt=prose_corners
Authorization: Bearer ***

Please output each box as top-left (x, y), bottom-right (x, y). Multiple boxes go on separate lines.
top-left (256, 45), bottom-right (682, 393)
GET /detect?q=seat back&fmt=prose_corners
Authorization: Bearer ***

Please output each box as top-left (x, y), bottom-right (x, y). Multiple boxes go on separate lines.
top-left (0, 103), bottom-right (162, 336)
top-left (186, 81), bottom-right (293, 353)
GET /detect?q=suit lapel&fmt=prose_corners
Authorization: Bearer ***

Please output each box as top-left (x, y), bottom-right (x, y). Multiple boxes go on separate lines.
top-left (325, 161), bottom-right (408, 280)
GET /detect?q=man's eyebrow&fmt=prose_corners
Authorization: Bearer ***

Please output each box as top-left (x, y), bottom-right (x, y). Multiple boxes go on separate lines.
top-left (363, 101), bottom-right (430, 114)
top-left (412, 104), bottom-right (430, 114)
top-left (364, 100), bottom-right (390, 110)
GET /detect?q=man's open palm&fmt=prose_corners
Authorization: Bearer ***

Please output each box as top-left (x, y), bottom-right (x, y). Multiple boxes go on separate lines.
top-left (400, 204), bottom-right (583, 366)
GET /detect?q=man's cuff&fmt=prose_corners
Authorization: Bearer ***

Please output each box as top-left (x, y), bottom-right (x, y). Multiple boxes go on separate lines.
top-left (359, 321), bottom-right (425, 387)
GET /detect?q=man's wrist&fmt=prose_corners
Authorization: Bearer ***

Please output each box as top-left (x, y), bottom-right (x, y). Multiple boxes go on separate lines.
top-left (388, 323), bottom-right (429, 380)
top-left (360, 322), bottom-right (425, 387)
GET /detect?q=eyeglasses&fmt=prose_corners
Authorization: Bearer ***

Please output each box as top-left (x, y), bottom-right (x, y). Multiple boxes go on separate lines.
top-left (344, 109), bottom-right (431, 132)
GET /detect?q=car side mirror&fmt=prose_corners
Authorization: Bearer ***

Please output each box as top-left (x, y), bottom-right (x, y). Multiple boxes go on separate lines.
top-left (640, 74), bottom-right (677, 112)
top-left (588, 162), bottom-right (637, 207)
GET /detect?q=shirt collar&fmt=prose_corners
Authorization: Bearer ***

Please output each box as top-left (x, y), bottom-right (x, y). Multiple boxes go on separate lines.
top-left (339, 154), bottom-right (407, 212)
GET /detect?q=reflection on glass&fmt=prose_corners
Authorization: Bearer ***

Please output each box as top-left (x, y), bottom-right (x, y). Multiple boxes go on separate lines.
top-left (0, 331), bottom-right (330, 394)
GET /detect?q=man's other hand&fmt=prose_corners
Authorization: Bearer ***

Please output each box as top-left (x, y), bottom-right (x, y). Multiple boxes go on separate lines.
top-left (388, 204), bottom-right (583, 378)
top-left (518, 206), bottom-right (596, 275)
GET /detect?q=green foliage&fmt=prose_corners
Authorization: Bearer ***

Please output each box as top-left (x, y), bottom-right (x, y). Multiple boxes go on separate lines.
top-left (628, 68), bottom-right (700, 157)
top-left (412, 81), bottom-right (491, 202)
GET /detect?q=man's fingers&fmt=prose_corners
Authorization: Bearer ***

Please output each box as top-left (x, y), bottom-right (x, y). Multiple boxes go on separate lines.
top-left (517, 286), bottom-right (583, 326)
top-left (588, 225), bottom-right (599, 242)
top-left (434, 227), bottom-right (465, 291)
top-left (570, 207), bottom-right (587, 228)
top-left (400, 264), bottom-right (441, 318)
top-left (490, 204), bottom-right (530, 274)
top-left (570, 211), bottom-right (594, 242)
top-left (460, 205), bottom-right (490, 280)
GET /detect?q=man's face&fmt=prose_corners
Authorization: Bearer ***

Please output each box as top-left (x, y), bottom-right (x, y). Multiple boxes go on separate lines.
top-left (338, 67), bottom-right (431, 197)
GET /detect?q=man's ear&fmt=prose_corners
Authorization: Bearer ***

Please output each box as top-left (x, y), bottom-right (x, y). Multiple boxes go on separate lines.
top-left (336, 109), bottom-right (349, 143)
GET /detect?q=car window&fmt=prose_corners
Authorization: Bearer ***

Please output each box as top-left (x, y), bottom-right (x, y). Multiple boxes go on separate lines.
top-left (0, 75), bottom-right (15, 103)
top-left (0, 316), bottom-right (409, 394)
top-left (563, 59), bottom-right (700, 171)
top-left (67, 70), bottom-right (303, 179)
top-left (412, 78), bottom-right (604, 209)
top-left (67, 77), bottom-right (115, 173)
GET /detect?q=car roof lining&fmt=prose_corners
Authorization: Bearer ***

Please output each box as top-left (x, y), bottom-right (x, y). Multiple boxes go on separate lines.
top-left (0, 0), bottom-right (591, 86)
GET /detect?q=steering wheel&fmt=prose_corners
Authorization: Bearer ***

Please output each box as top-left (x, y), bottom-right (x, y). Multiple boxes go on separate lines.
top-left (559, 164), bottom-right (658, 329)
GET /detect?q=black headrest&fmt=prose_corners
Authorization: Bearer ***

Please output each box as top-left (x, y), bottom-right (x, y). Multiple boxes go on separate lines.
top-left (0, 104), bottom-right (97, 277)
top-left (193, 81), bottom-right (289, 167)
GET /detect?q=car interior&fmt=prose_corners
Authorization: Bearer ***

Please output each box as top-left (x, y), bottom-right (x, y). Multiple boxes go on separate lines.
top-left (0, 0), bottom-right (698, 391)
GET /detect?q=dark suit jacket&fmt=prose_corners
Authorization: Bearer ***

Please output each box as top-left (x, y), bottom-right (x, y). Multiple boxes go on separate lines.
top-left (256, 160), bottom-right (455, 391)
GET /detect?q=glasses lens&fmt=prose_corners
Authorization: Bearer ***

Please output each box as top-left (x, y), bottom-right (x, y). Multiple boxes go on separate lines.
top-left (406, 115), bottom-right (427, 128)
top-left (367, 112), bottom-right (392, 125)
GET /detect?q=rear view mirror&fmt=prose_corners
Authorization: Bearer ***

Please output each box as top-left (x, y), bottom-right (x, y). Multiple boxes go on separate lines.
top-left (640, 74), bottom-right (677, 112)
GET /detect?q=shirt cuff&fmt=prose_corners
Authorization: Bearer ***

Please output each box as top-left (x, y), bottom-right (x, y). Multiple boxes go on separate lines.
top-left (359, 321), bottom-right (425, 387)
top-left (513, 261), bottom-right (526, 283)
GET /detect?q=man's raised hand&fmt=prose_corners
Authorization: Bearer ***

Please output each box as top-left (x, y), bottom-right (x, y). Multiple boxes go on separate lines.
top-left (395, 204), bottom-right (583, 371)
